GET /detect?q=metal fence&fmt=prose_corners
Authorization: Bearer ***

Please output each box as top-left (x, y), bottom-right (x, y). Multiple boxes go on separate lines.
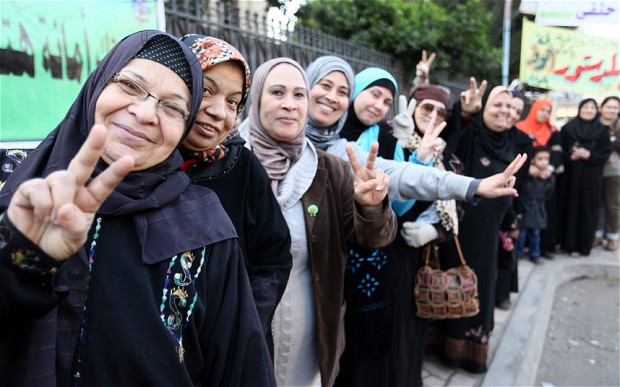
top-left (164, 0), bottom-right (467, 111)
top-left (165, 1), bottom-right (408, 87)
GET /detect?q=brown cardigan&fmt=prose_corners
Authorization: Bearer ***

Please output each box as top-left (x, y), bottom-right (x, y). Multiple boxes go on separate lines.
top-left (301, 149), bottom-right (397, 386)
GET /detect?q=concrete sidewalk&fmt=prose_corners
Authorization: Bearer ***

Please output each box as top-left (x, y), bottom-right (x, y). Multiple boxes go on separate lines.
top-left (421, 246), bottom-right (620, 387)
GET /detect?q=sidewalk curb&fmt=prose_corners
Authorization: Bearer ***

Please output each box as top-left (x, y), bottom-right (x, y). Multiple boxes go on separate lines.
top-left (482, 255), bottom-right (619, 387)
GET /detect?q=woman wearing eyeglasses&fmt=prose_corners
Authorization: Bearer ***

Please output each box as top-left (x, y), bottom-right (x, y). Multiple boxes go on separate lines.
top-left (0, 30), bottom-right (274, 386)
top-left (387, 84), bottom-right (460, 387)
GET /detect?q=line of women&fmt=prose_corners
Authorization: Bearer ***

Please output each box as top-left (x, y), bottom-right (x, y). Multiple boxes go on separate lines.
top-left (0, 30), bottom-right (528, 386)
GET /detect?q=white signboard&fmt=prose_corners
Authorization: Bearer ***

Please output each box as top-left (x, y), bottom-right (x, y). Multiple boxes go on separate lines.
top-left (535, 1), bottom-right (619, 26)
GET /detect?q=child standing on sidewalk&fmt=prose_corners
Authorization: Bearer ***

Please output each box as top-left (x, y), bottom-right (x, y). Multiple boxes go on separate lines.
top-left (517, 147), bottom-right (555, 263)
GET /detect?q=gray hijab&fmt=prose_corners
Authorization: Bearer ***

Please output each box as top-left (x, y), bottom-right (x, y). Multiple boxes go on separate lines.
top-left (305, 56), bottom-right (355, 149)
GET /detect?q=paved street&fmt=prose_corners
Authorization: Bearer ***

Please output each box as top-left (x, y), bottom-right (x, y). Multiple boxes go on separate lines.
top-left (421, 246), bottom-right (619, 387)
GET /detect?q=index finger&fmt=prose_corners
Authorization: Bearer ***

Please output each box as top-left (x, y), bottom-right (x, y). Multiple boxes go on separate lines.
top-left (503, 153), bottom-right (528, 177)
top-left (399, 95), bottom-right (407, 115)
top-left (421, 49), bottom-right (427, 62)
top-left (469, 77), bottom-right (478, 95)
top-left (346, 143), bottom-right (363, 173)
top-left (67, 124), bottom-right (108, 187)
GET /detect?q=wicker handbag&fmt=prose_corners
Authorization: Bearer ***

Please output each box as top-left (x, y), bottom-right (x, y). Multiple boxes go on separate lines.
top-left (413, 235), bottom-right (479, 319)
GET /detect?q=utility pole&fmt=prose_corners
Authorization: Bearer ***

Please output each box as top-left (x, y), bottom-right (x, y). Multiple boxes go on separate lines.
top-left (502, 0), bottom-right (512, 87)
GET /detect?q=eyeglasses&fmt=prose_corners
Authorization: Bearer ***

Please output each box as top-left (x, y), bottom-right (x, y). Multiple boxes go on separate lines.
top-left (111, 73), bottom-right (190, 121)
top-left (419, 103), bottom-right (448, 121)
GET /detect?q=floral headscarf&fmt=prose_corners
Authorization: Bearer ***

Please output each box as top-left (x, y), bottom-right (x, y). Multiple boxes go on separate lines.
top-left (180, 34), bottom-right (251, 166)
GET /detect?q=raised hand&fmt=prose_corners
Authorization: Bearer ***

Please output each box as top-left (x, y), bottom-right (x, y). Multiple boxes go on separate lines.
top-left (476, 153), bottom-right (528, 198)
top-left (416, 50), bottom-right (436, 80)
top-left (460, 77), bottom-right (487, 116)
top-left (417, 110), bottom-right (447, 163)
top-left (346, 142), bottom-right (390, 207)
top-left (392, 95), bottom-right (416, 148)
top-left (6, 125), bottom-right (134, 261)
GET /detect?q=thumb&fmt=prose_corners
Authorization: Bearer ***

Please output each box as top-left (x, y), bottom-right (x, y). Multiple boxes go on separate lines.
top-left (398, 95), bottom-right (407, 115)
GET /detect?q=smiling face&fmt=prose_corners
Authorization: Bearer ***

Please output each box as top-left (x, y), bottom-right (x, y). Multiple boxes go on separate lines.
top-left (259, 63), bottom-right (308, 142)
top-left (95, 58), bottom-right (191, 170)
top-left (353, 85), bottom-right (393, 126)
top-left (183, 61), bottom-right (244, 151)
top-left (413, 99), bottom-right (447, 134)
top-left (507, 97), bottom-right (525, 128)
top-left (309, 70), bottom-right (350, 127)
top-left (579, 100), bottom-right (598, 121)
top-left (599, 98), bottom-right (620, 123)
top-left (482, 89), bottom-right (512, 132)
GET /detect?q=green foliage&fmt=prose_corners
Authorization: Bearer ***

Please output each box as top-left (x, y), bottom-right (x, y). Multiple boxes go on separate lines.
top-left (296, 0), bottom-right (504, 83)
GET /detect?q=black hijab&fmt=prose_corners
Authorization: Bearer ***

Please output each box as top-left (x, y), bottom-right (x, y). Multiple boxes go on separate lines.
top-left (562, 98), bottom-right (609, 146)
top-left (0, 30), bottom-right (218, 264)
top-left (446, 85), bottom-right (515, 166)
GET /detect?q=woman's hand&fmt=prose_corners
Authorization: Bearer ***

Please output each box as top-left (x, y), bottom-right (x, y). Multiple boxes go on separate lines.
top-left (570, 146), bottom-right (590, 160)
top-left (476, 153), bottom-right (528, 198)
top-left (6, 125), bottom-right (134, 261)
top-left (460, 77), bottom-right (487, 117)
top-left (346, 142), bottom-right (390, 207)
top-left (391, 95), bottom-right (416, 148)
top-left (415, 50), bottom-right (436, 80)
top-left (417, 110), bottom-right (447, 163)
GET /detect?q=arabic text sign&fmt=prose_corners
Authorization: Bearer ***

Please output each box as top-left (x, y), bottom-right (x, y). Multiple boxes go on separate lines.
top-left (0, 0), bottom-right (158, 141)
top-left (519, 19), bottom-right (619, 97)
top-left (535, 1), bottom-right (619, 26)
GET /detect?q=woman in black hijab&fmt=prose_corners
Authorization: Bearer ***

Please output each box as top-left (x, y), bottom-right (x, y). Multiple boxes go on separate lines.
top-left (0, 30), bottom-right (274, 386)
top-left (427, 81), bottom-right (518, 374)
top-left (556, 98), bottom-right (612, 256)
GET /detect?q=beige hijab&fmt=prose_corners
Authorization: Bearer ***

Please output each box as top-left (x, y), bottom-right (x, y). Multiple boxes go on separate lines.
top-left (248, 58), bottom-right (309, 192)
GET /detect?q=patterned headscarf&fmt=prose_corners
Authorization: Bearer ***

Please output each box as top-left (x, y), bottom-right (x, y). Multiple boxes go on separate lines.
top-left (247, 58), bottom-right (309, 193)
top-left (305, 56), bottom-right (355, 149)
top-left (180, 34), bottom-right (251, 167)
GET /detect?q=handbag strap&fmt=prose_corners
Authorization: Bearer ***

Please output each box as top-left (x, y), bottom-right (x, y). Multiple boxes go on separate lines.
top-left (422, 235), bottom-right (468, 267)
top-left (422, 243), bottom-right (432, 267)
top-left (453, 235), bottom-right (468, 266)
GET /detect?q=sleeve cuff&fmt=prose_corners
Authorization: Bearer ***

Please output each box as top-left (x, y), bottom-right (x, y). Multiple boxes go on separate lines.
top-left (0, 213), bottom-right (60, 276)
top-left (466, 179), bottom-right (482, 204)
top-left (409, 150), bottom-right (435, 166)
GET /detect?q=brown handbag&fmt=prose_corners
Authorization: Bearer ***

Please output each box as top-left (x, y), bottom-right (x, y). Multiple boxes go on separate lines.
top-left (413, 235), bottom-right (479, 319)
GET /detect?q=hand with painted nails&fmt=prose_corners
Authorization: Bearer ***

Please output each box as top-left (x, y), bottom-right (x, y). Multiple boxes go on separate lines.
top-left (6, 125), bottom-right (134, 261)
top-left (346, 141), bottom-right (390, 208)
